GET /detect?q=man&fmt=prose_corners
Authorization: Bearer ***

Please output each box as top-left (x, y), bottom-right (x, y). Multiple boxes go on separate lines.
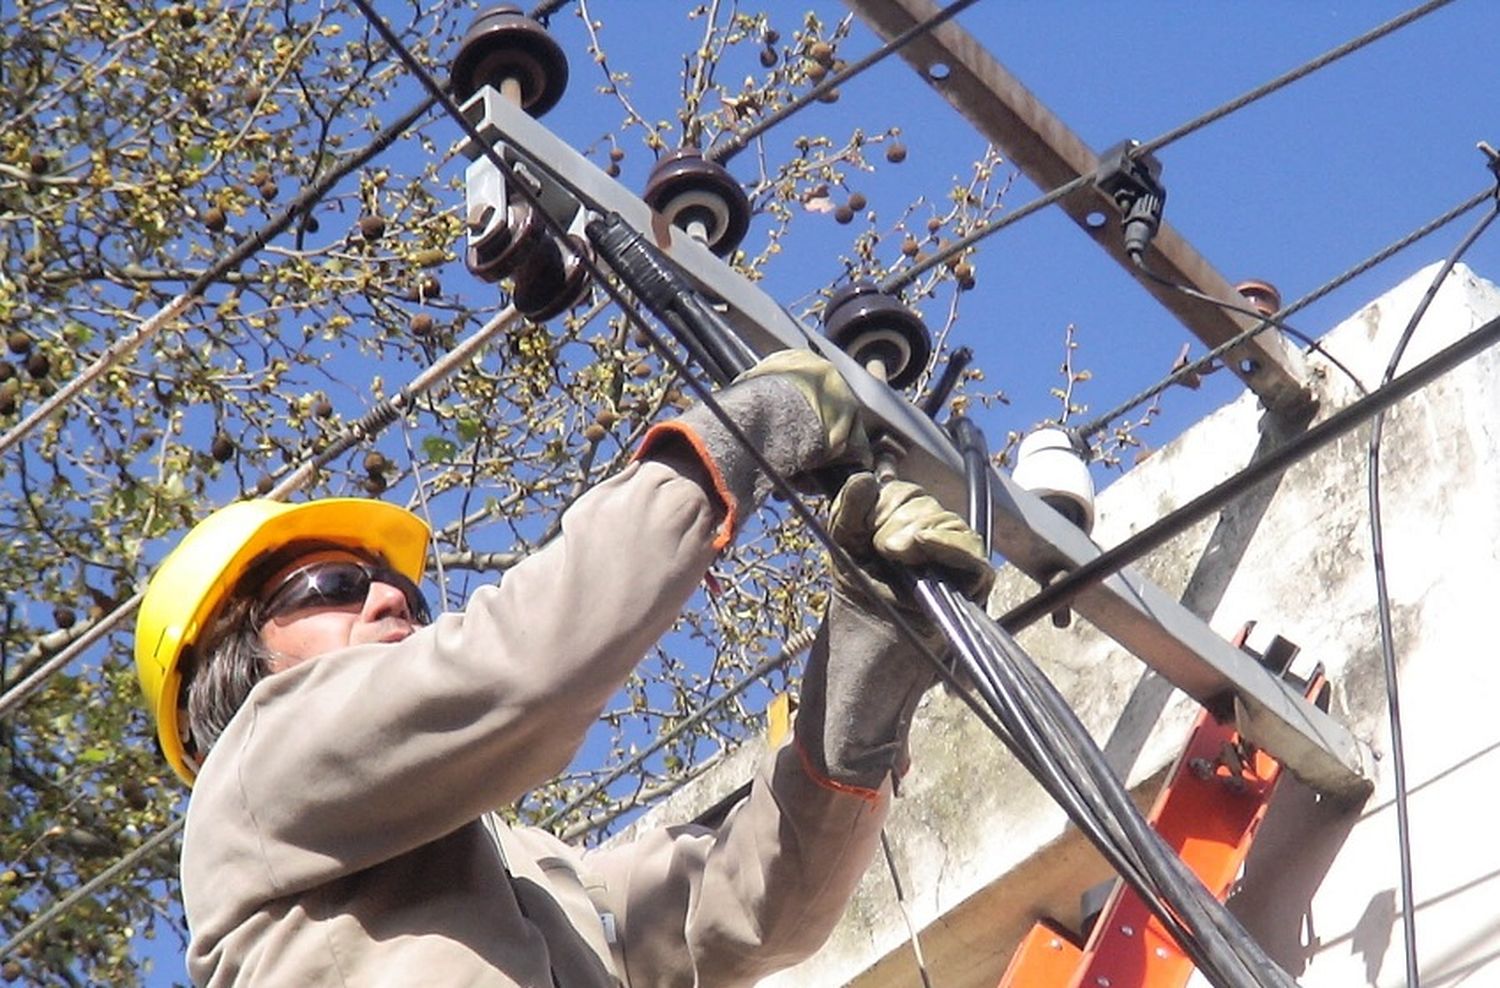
top-left (134, 351), bottom-right (993, 987)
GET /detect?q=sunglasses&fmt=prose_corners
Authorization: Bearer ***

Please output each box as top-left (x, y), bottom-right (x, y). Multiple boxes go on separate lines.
top-left (257, 559), bottom-right (432, 625)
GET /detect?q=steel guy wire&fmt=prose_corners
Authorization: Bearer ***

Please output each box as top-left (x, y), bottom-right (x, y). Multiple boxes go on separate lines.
top-left (1364, 183), bottom-right (1500, 988)
top-left (707, 0), bottom-right (982, 165)
top-left (998, 308), bottom-right (1500, 635)
top-left (0, 816), bottom-right (184, 962)
top-left (1075, 183), bottom-right (1495, 441)
top-left (0, 94), bottom-right (440, 460)
top-left (536, 626), bottom-right (816, 832)
top-left (1135, 0), bottom-right (1457, 159)
top-left (882, 0), bottom-right (1458, 293)
top-left (0, 305), bottom-right (522, 721)
top-left (347, 16), bottom-right (1338, 982)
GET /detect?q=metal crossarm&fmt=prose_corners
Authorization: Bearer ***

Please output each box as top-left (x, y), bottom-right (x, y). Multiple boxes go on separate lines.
top-left (461, 88), bottom-right (1369, 801)
top-left (843, 0), bottom-right (1313, 414)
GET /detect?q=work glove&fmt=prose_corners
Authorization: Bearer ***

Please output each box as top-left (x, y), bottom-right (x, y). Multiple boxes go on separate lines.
top-left (733, 349), bottom-right (871, 470)
top-left (795, 472), bottom-right (994, 791)
top-left (828, 471), bottom-right (995, 612)
top-left (637, 349), bottom-right (870, 546)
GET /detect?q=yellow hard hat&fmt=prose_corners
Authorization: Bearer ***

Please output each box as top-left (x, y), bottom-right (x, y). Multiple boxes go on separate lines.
top-left (134, 497), bottom-right (430, 786)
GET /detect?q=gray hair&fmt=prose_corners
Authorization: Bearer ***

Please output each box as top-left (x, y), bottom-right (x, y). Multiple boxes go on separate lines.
top-left (182, 598), bottom-right (275, 760)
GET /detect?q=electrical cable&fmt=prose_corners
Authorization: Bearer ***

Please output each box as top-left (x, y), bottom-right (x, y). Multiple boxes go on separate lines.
top-left (941, 588), bottom-right (1246, 986)
top-left (928, 583), bottom-right (1272, 987)
top-left (1363, 183), bottom-right (1500, 988)
top-left (978, 604), bottom-right (1298, 988)
top-left (881, 0), bottom-right (1456, 293)
top-left (886, 425), bottom-right (1279, 987)
top-left (1135, 0), bottom-right (1456, 160)
top-left (1075, 183), bottom-right (1495, 441)
top-left (999, 307), bottom-right (1500, 633)
top-left (0, 305), bottom-right (522, 720)
top-left (536, 627), bottom-right (815, 831)
top-left (707, 0), bottom-right (982, 165)
top-left (880, 830), bottom-right (936, 988)
top-left (0, 817), bottom-right (183, 961)
top-left (0, 94), bottom-right (440, 459)
top-left (1129, 257), bottom-right (1370, 395)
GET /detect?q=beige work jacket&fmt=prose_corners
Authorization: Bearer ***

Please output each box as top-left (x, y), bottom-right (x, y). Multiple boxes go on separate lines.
top-left (180, 456), bottom-right (891, 986)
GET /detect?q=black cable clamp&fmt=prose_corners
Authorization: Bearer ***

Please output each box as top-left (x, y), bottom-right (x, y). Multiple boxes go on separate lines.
top-left (1094, 140), bottom-right (1168, 259)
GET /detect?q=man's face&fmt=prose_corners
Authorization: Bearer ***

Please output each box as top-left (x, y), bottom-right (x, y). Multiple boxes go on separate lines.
top-left (255, 548), bottom-right (427, 673)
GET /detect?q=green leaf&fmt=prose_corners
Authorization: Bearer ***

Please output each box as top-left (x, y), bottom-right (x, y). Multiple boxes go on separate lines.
top-left (185, 145), bottom-right (206, 165)
top-left (421, 435), bottom-right (457, 462)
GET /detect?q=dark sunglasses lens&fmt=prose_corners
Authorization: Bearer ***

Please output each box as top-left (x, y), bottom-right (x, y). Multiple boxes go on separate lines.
top-left (262, 563), bottom-right (368, 617)
top-left (261, 562), bottom-right (430, 624)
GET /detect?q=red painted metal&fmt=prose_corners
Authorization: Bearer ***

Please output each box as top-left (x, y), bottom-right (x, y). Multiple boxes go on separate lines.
top-left (997, 636), bottom-right (1323, 988)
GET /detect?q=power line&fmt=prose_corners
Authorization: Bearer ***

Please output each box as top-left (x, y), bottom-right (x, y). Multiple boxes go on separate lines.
top-left (0, 305), bottom-right (522, 720)
top-left (1364, 188), bottom-right (1500, 988)
top-left (0, 817), bottom-right (183, 962)
top-left (707, 0), bottom-right (981, 165)
top-left (1074, 183), bottom-right (1495, 440)
top-left (882, 0), bottom-right (1456, 292)
top-left (998, 307), bottom-right (1500, 633)
top-left (1136, 0), bottom-right (1457, 159)
top-left (537, 627), bottom-right (815, 832)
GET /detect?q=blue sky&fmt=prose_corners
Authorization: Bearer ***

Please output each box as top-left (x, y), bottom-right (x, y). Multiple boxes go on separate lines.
top-left (530, 0), bottom-right (1500, 462)
top-left (124, 1), bottom-right (1500, 982)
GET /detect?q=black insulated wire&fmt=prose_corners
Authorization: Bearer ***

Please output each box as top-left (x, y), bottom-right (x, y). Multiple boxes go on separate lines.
top-left (999, 307), bottom-right (1500, 634)
top-left (928, 585), bottom-right (1250, 985)
top-left (1364, 186), bottom-right (1500, 988)
top-left (1076, 184), bottom-right (1496, 440)
top-left (880, 0), bottom-right (1457, 295)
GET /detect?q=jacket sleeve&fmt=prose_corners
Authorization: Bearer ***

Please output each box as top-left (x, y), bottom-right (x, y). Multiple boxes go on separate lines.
top-left (197, 453), bottom-right (725, 893)
top-left (582, 603), bottom-right (909, 988)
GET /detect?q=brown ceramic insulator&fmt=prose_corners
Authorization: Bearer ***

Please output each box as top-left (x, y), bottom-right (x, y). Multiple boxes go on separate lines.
top-left (822, 281), bottom-right (932, 390)
top-left (643, 149), bottom-right (751, 258)
top-left (451, 5), bottom-right (569, 115)
top-left (1235, 279), bottom-right (1282, 318)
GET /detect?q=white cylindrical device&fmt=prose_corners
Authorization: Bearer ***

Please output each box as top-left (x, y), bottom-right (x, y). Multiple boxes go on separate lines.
top-left (1011, 427), bottom-right (1095, 535)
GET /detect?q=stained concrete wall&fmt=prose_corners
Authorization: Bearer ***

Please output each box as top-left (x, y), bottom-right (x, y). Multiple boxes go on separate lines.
top-left (622, 263), bottom-right (1500, 988)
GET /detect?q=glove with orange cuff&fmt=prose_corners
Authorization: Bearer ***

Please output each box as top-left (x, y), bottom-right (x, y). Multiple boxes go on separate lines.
top-left (636, 349), bottom-right (870, 548)
top-left (795, 472), bottom-right (994, 792)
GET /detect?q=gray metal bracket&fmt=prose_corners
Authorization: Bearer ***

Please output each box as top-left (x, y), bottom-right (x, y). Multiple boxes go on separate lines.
top-left (460, 88), bottom-right (1371, 802)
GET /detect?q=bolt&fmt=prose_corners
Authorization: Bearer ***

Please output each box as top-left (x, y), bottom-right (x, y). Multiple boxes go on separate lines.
top-left (467, 204), bottom-right (496, 235)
